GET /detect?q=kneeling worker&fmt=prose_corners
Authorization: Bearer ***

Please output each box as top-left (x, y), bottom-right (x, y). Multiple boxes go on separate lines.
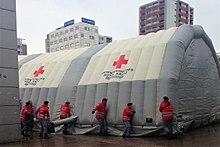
top-left (60, 101), bottom-right (72, 135)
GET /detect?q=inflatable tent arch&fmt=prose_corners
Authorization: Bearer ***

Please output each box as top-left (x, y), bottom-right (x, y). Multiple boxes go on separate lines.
top-left (19, 25), bottom-right (220, 136)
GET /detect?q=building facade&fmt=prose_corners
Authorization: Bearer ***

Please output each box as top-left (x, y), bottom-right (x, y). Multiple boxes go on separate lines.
top-left (0, 0), bottom-right (21, 143)
top-left (45, 19), bottom-right (100, 53)
top-left (99, 35), bottom-right (113, 44)
top-left (17, 38), bottom-right (27, 55)
top-left (139, 0), bottom-right (193, 35)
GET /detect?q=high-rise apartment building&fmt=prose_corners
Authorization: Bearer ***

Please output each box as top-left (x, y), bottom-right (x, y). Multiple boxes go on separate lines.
top-left (139, 0), bottom-right (194, 35)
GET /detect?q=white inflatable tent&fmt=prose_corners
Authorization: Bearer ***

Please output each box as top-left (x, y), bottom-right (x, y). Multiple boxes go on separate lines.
top-left (19, 25), bottom-right (220, 136)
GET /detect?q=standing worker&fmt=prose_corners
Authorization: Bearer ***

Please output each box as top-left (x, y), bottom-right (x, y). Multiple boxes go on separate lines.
top-left (92, 98), bottom-right (108, 135)
top-left (60, 101), bottom-right (72, 135)
top-left (122, 103), bottom-right (135, 137)
top-left (28, 100), bottom-right (34, 137)
top-left (159, 96), bottom-right (173, 139)
top-left (20, 101), bottom-right (31, 137)
top-left (35, 101), bottom-right (50, 139)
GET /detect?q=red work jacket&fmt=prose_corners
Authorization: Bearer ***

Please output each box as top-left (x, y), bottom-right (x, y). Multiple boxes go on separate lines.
top-left (92, 102), bottom-right (107, 119)
top-left (60, 104), bottom-right (71, 119)
top-left (35, 104), bottom-right (50, 121)
top-left (159, 100), bottom-right (173, 121)
top-left (20, 105), bottom-right (29, 122)
top-left (122, 106), bottom-right (132, 122)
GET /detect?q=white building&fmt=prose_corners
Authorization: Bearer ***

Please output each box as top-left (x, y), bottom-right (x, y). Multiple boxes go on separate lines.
top-left (99, 35), bottom-right (112, 44)
top-left (217, 52), bottom-right (220, 62)
top-left (46, 19), bottom-right (99, 53)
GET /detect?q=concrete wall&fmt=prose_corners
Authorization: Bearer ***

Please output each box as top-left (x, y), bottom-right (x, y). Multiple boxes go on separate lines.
top-left (0, 0), bottom-right (20, 143)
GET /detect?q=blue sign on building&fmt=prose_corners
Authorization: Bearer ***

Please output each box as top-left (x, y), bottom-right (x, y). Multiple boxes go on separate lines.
top-left (64, 19), bottom-right (75, 27)
top-left (81, 17), bottom-right (95, 25)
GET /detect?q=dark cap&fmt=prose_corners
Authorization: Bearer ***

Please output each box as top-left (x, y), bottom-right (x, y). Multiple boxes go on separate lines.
top-left (44, 101), bottom-right (49, 105)
top-left (127, 103), bottom-right (133, 106)
top-left (102, 98), bottom-right (108, 102)
top-left (65, 101), bottom-right (70, 104)
top-left (163, 96), bottom-right (169, 101)
top-left (25, 101), bottom-right (30, 105)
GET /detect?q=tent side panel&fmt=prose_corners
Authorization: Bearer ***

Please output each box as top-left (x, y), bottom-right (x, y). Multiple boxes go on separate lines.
top-left (106, 82), bottom-right (119, 124)
top-left (143, 79), bottom-right (157, 125)
top-left (81, 84), bottom-right (97, 125)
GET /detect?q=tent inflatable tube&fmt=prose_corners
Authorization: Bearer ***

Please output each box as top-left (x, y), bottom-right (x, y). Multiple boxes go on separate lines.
top-left (19, 25), bottom-right (220, 136)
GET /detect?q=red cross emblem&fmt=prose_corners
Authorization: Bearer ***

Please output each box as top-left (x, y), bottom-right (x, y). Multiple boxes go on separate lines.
top-left (34, 66), bottom-right (45, 77)
top-left (113, 55), bottom-right (128, 69)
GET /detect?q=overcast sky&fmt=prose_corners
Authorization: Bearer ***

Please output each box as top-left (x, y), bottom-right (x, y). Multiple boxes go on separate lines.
top-left (16, 0), bottom-right (220, 54)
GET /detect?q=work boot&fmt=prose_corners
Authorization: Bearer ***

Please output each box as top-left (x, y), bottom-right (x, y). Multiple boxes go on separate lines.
top-left (44, 134), bottom-right (49, 139)
top-left (39, 133), bottom-right (43, 138)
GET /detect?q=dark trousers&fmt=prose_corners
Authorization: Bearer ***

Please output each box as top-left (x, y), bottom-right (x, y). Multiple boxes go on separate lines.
top-left (97, 118), bottom-right (107, 134)
top-left (163, 119), bottom-right (173, 137)
top-left (21, 120), bottom-right (33, 137)
top-left (62, 124), bottom-right (69, 134)
top-left (39, 120), bottom-right (48, 137)
top-left (123, 122), bottom-right (131, 136)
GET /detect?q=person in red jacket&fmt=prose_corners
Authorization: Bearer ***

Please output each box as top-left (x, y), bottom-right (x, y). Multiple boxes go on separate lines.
top-left (28, 100), bottom-right (34, 137)
top-left (159, 96), bottom-right (173, 139)
top-left (20, 101), bottom-right (31, 137)
top-left (35, 101), bottom-right (50, 139)
top-left (122, 103), bottom-right (135, 137)
top-left (60, 101), bottom-right (72, 135)
top-left (92, 98), bottom-right (108, 135)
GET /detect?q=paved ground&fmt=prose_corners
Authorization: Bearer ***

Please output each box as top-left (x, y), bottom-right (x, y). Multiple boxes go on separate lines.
top-left (1, 123), bottom-right (220, 147)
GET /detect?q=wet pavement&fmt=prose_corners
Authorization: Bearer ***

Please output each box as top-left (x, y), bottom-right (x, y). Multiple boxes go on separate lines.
top-left (1, 123), bottom-right (220, 147)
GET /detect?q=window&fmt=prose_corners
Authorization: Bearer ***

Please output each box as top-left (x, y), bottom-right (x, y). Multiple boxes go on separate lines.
top-left (64, 37), bottom-right (68, 42)
top-left (60, 31), bottom-right (63, 35)
top-left (81, 33), bottom-right (84, 38)
top-left (70, 43), bottom-right (75, 47)
top-left (89, 35), bottom-right (94, 40)
top-left (65, 44), bottom-right (69, 48)
top-left (69, 36), bottom-right (73, 40)
top-left (84, 27), bottom-right (90, 31)
top-left (59, 38), bottom-right (63, 43)
top-left (54, 40), bottom-right (58, 44)
top-left (51, 34), bottom-right (54, 38)
top-left (60, 46), bottom-right (64, 50)
top-left (55, 33), bottom-right (59, 37)
top-left (74, 34), bottom-right (78, 38)
top-left (84, 43), bottom-right (90, 47)
top-left (70, 28), bottom-right (74, 32)
top-left (75, 26), bottom-right (79, 30)
top-left (75, 42), bottom-right (80, 46)
top-left (50, 41), bottom-right (53, 45)
top-left (65, 29), bottom-right (69, 33)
